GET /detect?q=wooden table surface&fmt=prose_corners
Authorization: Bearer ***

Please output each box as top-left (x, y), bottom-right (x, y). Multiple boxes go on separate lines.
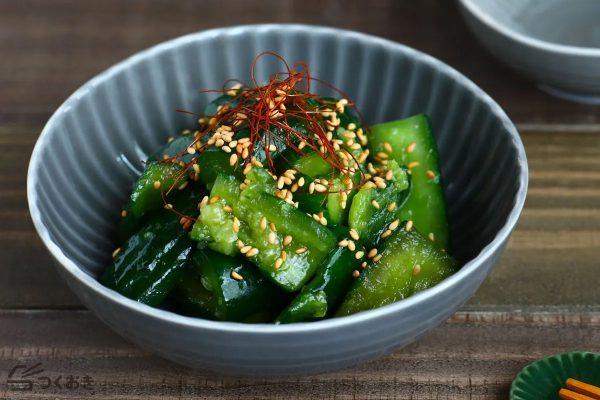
top-left (1, 1), bottom-right (599, 398)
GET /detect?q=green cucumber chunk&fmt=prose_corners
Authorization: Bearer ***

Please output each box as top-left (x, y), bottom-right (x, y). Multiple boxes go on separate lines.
top-left (336, 223), bottom-right (458, 316)
top-left (174, 249), bottom-right (287, 322)
top-left (190, 174), bottom-right (337, 291)
top-left (277, 246), bottom-right (361, 323)
top-left (348, 163), bottom-right (409, 243)
top-left (128, 161), bottom-right (186, 219)
top-left (369, 114), bottom-right (450, 250)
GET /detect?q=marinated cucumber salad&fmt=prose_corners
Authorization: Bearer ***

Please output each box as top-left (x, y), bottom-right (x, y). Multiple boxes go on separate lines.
top-left (101, 54), bottom-right (458, 323)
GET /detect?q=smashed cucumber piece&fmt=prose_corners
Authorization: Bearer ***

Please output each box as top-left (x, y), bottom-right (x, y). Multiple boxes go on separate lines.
top-left (348, 162), bottom-right (409, 242)
top-left (190, 174), bottom-right (337, 291)
top-left (102, 207), bottom-right (192, 306)
top-left (174, 249), bottom-right (288, 322)
top-left (276, 246), bottom-right (362, 323)
top-left (336, 222), bottom-right (458, 316)
top-left (369, 114), bottom-right (450, 250)
top-left (128, 161), bottom-right (185, 219)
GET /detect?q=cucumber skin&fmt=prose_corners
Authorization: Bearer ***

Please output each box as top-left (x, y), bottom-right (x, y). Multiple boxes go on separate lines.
top-left (336, 223), bottom-right (458, 316)
top-left (174, 249), bottom-right (288, 322)
top-left (369, 114), bottom-right (451, 251)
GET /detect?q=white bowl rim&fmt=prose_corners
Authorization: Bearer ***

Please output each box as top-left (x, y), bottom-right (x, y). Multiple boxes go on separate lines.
top-left (27, 23), bottom-right (528, 334)
top-left (459, 0), bottom-right (600, 56)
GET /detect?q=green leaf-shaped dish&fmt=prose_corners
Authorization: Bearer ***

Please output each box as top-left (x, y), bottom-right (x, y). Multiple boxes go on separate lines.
top-left (511, 352), bottom-right (600, 400)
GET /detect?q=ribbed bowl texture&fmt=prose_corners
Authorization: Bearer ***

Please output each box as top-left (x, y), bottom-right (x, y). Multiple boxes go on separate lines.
top-left (28, 24), bottom-right (528, 375)
top-left (511, 352), bottom-right (600, 400)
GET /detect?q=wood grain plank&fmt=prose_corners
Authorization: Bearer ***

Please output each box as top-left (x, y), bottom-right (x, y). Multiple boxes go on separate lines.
top-left (2, 125), bottom-right (600, 308)
top-left (0, 309), bottom-right (598, 399)
top-left (0, 0), bottom-right (598, 126)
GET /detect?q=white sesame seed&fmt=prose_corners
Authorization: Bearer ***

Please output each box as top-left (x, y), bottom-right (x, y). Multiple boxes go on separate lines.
top-left (412, 264), bottom-right (421, 276)
top-left (231, 271), bottom-right (244, 281)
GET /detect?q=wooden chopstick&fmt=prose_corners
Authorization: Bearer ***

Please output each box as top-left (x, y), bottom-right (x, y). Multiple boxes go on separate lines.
top-left (560, 388), bottom-right (596, 400)
top-left (566, 379), bottom-right (600, 400)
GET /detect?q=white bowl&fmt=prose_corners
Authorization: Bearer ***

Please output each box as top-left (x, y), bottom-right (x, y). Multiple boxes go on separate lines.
top-left (459, 0), bottom-right (600, 104)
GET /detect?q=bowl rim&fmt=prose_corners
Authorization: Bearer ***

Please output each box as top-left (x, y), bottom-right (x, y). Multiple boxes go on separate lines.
top-left (459, 0), bottom-right (600, 56)
top-left (27, 23), bottom-right (528, 334)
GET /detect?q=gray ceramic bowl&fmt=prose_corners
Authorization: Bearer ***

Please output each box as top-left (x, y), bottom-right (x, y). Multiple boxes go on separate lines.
top-left (28, 24), bottom-right (528, 376)
top-left (459, 0), bottom-right (600, 104)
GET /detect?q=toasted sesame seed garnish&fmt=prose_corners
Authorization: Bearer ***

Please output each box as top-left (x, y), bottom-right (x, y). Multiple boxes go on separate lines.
top-left (405, 220), bottom-right (414, 232)
top-left (186, 147), bottom-right (196, 155)
top-left (389, 219), bottom-right (400, 231)
top-left (232, 217), bottom-right (240, 233)
top-left (260, 216), bottom-right (267, 230)
top-left (381, 229), bottom-right (392, 239)
top-left (209, 195), bottom-right (220, 204)
top-left (367, 248), bottom-right (378, 258)
top-left (406, 142), bottom-right (416, 153)
top-left (199, 196), bottom-right (209, 208)
top-left (240, 245), bottom-right (252, 254)
top-left (408, 161), bottom-right (420, 169)
top-left (426, 170), bottom-right (436, 179)
top-left (385, 170), bottom-right (394, 181)
top-left (371, 199), bottom-right (380, 209)
top-left (352, 270), bottom-right (360, 278)
top-left (231, 270), bottom-right (244, 281)
top-left (387, 202), bottom-right (397, 212)
top-left (308, 182), bottom-right (315, 194)
top-left (266, 231), bottom-right (276, 245)
top-left (428, 232), bottom-right (435, 241)
top-left (153, 180), bottom-right (161, 189)
top-left (283, 235), bottom-right (293, 246)
top-left (412, 264), bottom-right (421, 276)
top-left (314, 183), bottom-right (328, 193)
top-left (269, 222), bottom-right (277, 232)
top-left (120, 210), bottom-right (127, 217)
top-left (362, 181), bottom-right (377, 189)
top-left (319, 216), bottom-right (327, 226)
top-left (237, 240), bottom-right (245, 248)
top-left (229, 154), bottom-right (238, 166)
top-left (349, 229), bottom-right (360, 241)
top-left (112, 247), bottom-right (121, 258)
top-left (361, 261), bottom-right (367, 268)
top-left (221, 204), bottom-right (232, 213)
top-left (274, 258), bottom-right (283, 270)
top-left (355, 251), bottom-right (365, 259)
top-left (297, 176), bottom-right (305, 187)
top-left (376, 152), bottom-right (389, 159)
top-left (384, 142), bottom-right (393, 153)
top-left (281, 250), bottom-right (287, 261)
top-left (338, 239), bottom-right (349, 247)
top-left (347, 122), bottom-right (357, 130)
top-left (246, 247), bottom-right (259, 257)
top-left (164, 203), bottom-right (173, 210)
top-left (296, 247), bottom-right (307, 254)
top-left (347, 240), bottom-right (356, 251)
top-left (373, 254), bottom-right (383, 262)
top-left (178, 181), bottom-right (188, 190)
